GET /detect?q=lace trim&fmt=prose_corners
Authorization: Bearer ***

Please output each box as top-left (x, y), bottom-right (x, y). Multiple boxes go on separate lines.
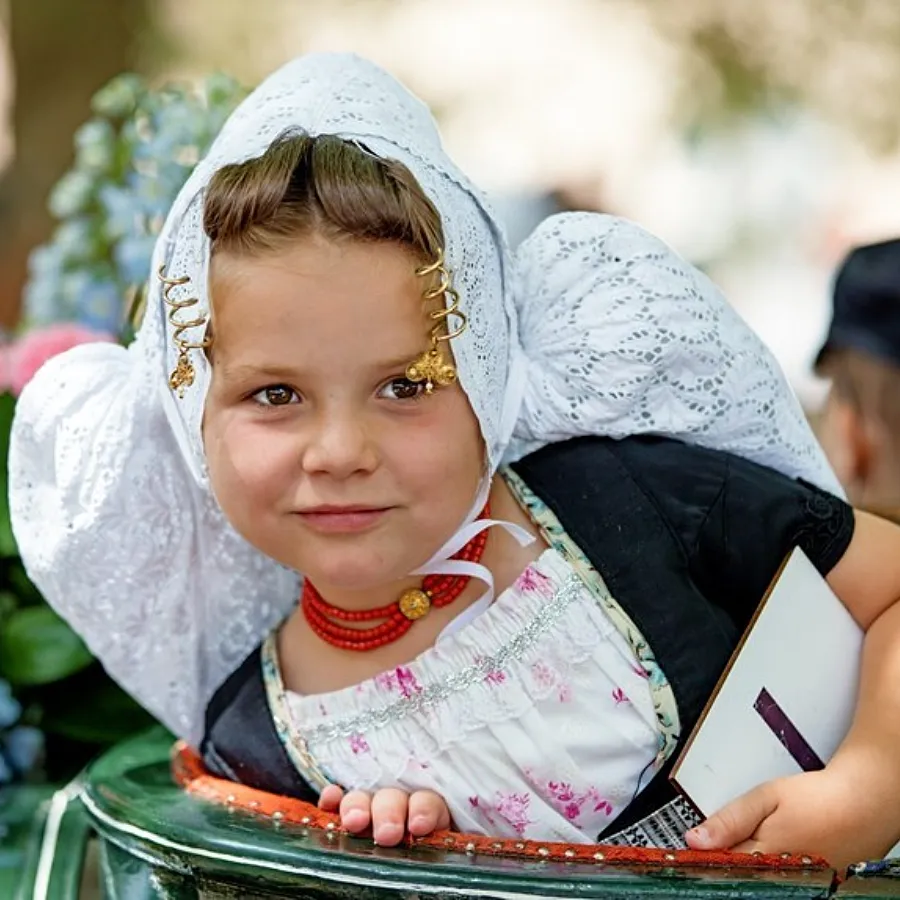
top-left (502, 468), bottom-right (680, 766)
top-left (300, 574), bottom-right (584, 745)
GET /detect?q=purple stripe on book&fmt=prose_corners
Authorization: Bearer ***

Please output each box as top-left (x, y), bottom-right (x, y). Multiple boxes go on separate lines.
top-left (753, 687), bottom-right (825, 773)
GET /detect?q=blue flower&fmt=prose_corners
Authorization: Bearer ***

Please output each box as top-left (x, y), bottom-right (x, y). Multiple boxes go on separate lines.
top-left (75, 280), bottom-right (124, 333)
top-left (0, 680), bottom-right (21, 730)
top-left (48, 171), bottom-right (95, 219)
top-left (23, 71), bottom-right (246, 328)
top-left (74, 120), bottom-right (116, 174)
top-left (91, 73), bottom-right (143, 119)
top-left (99, 184), bottom-right (142, 241)
top-left (114, 234), bottom-right (156, 287)
top-left (0, 752), bottom-right (12, 785)
top-left (4, 726), bottom-right (44, 775)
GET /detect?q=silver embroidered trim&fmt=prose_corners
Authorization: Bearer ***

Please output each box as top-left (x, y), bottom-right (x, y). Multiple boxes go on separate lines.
top-left (303, 574), bottom-right (583, 745)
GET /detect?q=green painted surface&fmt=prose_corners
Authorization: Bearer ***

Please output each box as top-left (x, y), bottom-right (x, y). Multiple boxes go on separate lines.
top-left (6, 727), bottom-right (899, 898)
top-left (83, 728), bottom-right (838, 899)
top-left (0, 784), bottom-right (54, 899)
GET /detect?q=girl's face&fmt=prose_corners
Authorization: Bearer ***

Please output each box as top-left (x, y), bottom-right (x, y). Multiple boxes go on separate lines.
top-left (203, 234), bottom-right (485, 594)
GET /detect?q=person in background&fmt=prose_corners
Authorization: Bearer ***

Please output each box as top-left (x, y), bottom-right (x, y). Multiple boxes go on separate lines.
top-left (816, 239), bottom-right (900, 520)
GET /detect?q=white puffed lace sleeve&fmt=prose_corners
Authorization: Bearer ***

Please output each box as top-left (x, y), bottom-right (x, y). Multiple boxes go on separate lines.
top-left (8, 341), bottom-right (297, 744)
top-left (507, 213), bottom-right (842, 496)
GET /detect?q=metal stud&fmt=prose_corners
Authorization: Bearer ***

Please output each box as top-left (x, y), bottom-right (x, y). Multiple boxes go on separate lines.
top-left (564, 849), bottom-right (576, 858)
top-left (593, 852), bottom-right (605, 861)
top-left (465, 842), bottom-right (476, 854)
top-left (537, 847), bottom-right (550, 857)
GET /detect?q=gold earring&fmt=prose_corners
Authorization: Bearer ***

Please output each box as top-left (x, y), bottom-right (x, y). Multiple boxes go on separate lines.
top-left (158, 266), bottom-right (211, 398)
top-left (406, 250), bottom-right (468, 394)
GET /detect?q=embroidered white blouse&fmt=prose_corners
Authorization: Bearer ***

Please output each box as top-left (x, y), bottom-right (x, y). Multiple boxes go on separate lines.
top-left (264, 472), bottom-right (683, 843)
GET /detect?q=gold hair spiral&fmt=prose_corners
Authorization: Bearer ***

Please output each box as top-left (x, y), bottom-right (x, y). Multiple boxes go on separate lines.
top-left (406, 250), bottom-right (467, 394)
top-left (158, 265), bottom-right (211, 398)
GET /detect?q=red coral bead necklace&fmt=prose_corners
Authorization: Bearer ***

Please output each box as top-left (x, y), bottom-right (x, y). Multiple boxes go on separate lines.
top-left (302, 505), bottom-right (491, 651)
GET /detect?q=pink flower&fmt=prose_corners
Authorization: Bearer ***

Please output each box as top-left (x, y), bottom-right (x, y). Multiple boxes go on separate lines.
top-left (4, 324), bottom-right (116, 397)
top-left (349, 733), bottom-right (370, 755)
top-left (531, 661), bottom-right (555, 689)
top-left (594, 798), bottom-right (614, 816)
top-left (395, 666), bottom-right (421, 699)
top-left (514, 567), bottom-right (552, 594)
top-left (612, 687), bottom-right (629, 705)
top-left (374, 672), bottom-right (396, 692)
top-left (494, 791), bottom-right (533, 836)
top-left (547, 782), bottom-right (576, 803)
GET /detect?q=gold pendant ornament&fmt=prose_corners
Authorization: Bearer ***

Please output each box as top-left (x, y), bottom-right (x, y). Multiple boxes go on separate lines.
top-left (406, 348), bottom-right (458, 394)
top-left (406, 249), bottom-right (468, 394)
top-left (158, 266), bottom-right (211, 399)
top-left (397, 588), bottom-right (432, 620)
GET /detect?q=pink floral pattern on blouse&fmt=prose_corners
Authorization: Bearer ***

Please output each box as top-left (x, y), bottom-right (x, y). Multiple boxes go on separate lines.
top-left (282, 547), bottom-right (662, 844)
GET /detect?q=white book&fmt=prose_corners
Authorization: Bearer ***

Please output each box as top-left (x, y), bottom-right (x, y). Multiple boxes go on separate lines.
top-left (671, 548), bottom-right (863, 816)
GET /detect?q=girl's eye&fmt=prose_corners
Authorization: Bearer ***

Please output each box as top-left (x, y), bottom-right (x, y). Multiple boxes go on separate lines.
top-left (379, 377), bottom-right (425, 401)
top-left (252, 385), bottom-right (300, 407)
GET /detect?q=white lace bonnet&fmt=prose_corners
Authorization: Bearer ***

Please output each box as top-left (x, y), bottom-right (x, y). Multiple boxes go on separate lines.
top-left (9, 53), bottom-right (840, 743)
top-left (146, 52), bottom-right (837, 492)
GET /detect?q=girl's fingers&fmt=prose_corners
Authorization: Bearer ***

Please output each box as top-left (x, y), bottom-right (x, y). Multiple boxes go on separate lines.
top-left (339, 789), bottom-right (373, 834)
top-left (407, 790), bottom-right (451, 836)
top-left (370, 788), bottom-right (409, 846)
top-left (317, 784), bottom-right (344, 812)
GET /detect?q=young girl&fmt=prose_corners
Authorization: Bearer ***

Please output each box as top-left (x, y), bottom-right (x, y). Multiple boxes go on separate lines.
top-left (10, 54), bottom-right (900, 870)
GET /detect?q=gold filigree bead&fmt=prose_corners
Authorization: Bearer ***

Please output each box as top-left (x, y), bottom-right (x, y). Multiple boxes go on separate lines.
top-left (398, 588), bottom-right (431, 621)
top-left (406, 348), bottom-right (457, 394)
top-left (169, 351), bottom-right (196, 398)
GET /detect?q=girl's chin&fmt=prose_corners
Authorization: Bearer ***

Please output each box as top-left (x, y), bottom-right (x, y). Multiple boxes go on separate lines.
top-left (298, 562), bottom-right (409, 594)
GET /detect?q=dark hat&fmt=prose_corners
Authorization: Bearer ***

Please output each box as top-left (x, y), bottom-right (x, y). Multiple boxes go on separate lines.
top-left (816, 238), bottom-right (900, 371)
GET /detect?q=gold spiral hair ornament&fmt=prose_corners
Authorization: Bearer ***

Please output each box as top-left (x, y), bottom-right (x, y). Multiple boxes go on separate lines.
top-left (406, 250), bottom-right (467, 393)
top-left (158, 266), bottom-right (211, 398)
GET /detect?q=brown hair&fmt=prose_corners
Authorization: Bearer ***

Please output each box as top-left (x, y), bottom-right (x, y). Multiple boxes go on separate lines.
top-left (203, 131), bottom-right (443, 262)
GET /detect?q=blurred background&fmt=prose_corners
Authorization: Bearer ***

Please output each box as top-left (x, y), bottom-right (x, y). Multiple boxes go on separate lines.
top-left (3, 0), bottom-right (900, 793)
top-left (4, 0), bottom-right (900, 406)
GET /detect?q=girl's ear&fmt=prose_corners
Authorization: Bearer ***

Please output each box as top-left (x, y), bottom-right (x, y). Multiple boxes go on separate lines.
top-left (819, 390), bottom-right (869, 501)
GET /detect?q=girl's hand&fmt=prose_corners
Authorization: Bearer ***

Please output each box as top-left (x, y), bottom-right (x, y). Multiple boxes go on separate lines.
top-left (685, 769), bottom-right (899, 871)
top-left (318, 784), bottom-right (452, 846)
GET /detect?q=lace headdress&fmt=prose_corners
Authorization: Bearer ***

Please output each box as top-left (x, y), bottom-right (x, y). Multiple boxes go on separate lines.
top-left (9, 54), bottom-right (838, 743)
